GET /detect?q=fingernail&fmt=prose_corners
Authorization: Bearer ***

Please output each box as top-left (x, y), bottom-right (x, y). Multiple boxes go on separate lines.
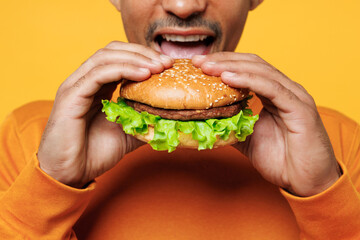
top-left (151, 59), bottom-right (162, 66)
top-left (139, 68), bottom-right (150, 74)
top-left (222, 71), bottom-right (237, 78)
top-left (160, 54), bottom-right (173, 63)
top-left (203, 61), bottom-right (216, 67)
top-left (193, 55), bottom-right (206, 61)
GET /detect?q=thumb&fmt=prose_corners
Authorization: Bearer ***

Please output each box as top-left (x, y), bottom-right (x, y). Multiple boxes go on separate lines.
top-left (125, 134), bottom-right (146, 154)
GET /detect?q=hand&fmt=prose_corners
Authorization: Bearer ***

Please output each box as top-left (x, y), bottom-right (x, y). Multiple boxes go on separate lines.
top-left (193, 53), bottom-right (341, 197)
top-left (38, 41), bottom-right (173, 188)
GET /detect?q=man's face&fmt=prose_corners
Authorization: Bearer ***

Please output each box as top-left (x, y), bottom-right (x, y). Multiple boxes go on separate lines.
top-left (114, 0), bottom-right (251, 59)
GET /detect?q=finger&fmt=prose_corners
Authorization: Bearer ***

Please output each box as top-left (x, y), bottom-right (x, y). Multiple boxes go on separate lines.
top-left (63, 42), bottom-right (173, 91)
top-left (89, 49), bottom-right (168, 72)
top-left (192, 52), bottom-right (268, 66)
top-left (201, 60), bottom-right (301, 92)
top-left (72, 63), bottom-right (150, 99)
top-left (221, 71), bottom-right (304, 114)
top-left (104, 41), bottom-right (173, 65)
top-left (56, 63), bottom-right (150, 118)
top-left (63, 49), bottom-right (168, 89)
top-left (200, 60), bottom-right (316, 108)
top-left (201, 60), bottom-right (275, 77)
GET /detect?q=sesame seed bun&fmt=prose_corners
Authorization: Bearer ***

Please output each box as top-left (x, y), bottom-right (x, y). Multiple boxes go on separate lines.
top-left (120, 59), bottom-right (249, 110)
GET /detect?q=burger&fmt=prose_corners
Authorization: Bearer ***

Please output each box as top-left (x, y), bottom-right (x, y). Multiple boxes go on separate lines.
top-left (102, 59), bottom-right (258, 152)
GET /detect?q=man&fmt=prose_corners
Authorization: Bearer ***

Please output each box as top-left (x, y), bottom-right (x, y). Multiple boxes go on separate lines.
top-left (0, 0), bottom-right (359, 239)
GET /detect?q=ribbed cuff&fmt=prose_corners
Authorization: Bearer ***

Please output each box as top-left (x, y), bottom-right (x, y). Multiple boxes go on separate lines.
top-left (0, 154), bottom-right (95, 238)
top-left (281, 161), bottom-right (360, 239)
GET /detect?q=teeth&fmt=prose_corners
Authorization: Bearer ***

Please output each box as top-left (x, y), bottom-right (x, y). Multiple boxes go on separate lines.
top-left (162, 34), bottom-right (209, 42)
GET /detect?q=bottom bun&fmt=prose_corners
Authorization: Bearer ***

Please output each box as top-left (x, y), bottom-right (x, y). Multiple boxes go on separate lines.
top-left (134, 125), bottom-right (239, 149)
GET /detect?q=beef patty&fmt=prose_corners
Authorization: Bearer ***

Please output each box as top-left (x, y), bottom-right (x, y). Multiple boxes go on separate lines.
top-left (124, 99), bottom-right (247, 121)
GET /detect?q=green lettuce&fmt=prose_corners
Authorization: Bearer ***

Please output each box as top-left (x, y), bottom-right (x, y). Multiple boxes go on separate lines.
top-left (102, 98), bottom-right (258, 152)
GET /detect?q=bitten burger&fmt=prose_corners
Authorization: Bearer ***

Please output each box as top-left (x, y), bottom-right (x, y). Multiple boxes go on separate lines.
top-left (102, 59), bottom-right (258, 152)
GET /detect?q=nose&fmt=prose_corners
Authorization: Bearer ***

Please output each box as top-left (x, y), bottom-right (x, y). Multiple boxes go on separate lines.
top-left (162, 0), bottom-right (207, 19)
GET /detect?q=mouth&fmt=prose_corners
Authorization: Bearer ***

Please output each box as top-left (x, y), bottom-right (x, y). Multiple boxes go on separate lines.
top-left (153, 30), bottom-right (215, 59)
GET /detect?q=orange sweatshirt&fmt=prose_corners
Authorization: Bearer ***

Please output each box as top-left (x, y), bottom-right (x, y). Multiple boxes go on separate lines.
top-left (0, 98), bottom-right (360, 240)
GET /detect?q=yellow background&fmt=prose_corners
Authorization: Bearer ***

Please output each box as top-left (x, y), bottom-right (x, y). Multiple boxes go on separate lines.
top-left (0, 1), bottom-right (359, 123)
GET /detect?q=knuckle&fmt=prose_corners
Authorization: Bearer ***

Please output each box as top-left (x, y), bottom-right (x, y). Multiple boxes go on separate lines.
top-left (93, 48), bottom-right (111, 60)
top-left (55, 82), bottom-right (67, 98)
top-left (302, 106), bottom-right (320, 121)
top-left (274, 67), bottom-right (285, 76)
top-left (114, 62), bottom-right (127, 70)
top-left (272, 80), bottom-right (284, 93)
top-left (79, 65), bottom-right (102, 85)
top-left (54, 83), bottom-right (72, 105)
top-left (272, 81), bottom-right (297, 102)
top-left (294, 82), bottom-right (317, 107)
top-left (249, 53), bottom-right (261, 61)
top-left (236, 72), bottom-right (257, 84)
top-left (246, 72), bottom-right (257, 81)
top-left (105, 41), bottom-right (123, 49)
top-left (86, 48), bottom-right (109, 67)
top-left (81, 58), bottom-right (91, 67)
top-left (295, 82), bottom-right (306, 91)
top-left (236, 72), bottom-right (256, 88)
top-left (73, 75), bottom-right (86, 88)
top-left (210, 51), bottom-right (228, 60)
top-left (284, 88), bottom-right (297, 102)
top-left (57, 81), bottom-right (67, 93)
top-left (89, 65), bottom-right (103, 77)
top-left (217, 51), bottom-right (228, 57)
top-left (129, 51), bottom-right (146, 59)
top-left (304, 93), bottom-right (317, 107)
top-left (95, 48), bottom-right (107, 56)
top-left (260, 62), bottom-right (275, 72)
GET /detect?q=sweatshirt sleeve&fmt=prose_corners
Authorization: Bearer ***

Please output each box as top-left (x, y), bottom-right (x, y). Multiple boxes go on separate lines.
top-left (0, 109), bottom-right (95, 239)
top-left (281, 114), bottom-right (360, 240)
top-left (281, 161), bottom-right (360, 240)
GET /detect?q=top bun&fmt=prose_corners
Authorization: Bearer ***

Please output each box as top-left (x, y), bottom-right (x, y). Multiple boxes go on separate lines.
top-left (120, 59), bottom-right (248, 110)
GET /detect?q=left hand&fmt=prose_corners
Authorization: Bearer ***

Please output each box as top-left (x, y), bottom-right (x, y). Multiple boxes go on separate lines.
top-left (193, 52), bottom-right (341, 197)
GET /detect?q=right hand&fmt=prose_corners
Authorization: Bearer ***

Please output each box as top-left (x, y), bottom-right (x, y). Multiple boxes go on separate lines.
top-left (37, 41), bottom-right (173, 188)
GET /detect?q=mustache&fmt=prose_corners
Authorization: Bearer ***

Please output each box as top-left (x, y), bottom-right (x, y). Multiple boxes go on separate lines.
top-left (145, 15), bottom-right (222, 44)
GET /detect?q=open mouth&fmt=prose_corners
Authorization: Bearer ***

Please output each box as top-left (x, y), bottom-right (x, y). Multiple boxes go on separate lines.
top-left (154, 34), bottom-right (215, 59)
